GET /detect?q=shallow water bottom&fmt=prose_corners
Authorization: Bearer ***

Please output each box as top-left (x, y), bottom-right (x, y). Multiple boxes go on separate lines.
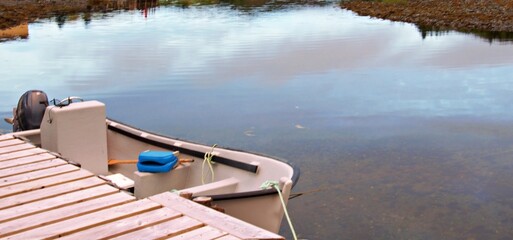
top-left (270, 116), bottom-right (513, 240)
top-left (1, 3), bottom-right (513, 239)
top-left (2, 104), bottom-right (513, 240)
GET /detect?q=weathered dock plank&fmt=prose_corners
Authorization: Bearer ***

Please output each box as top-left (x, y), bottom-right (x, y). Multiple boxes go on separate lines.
top-left (216, 235), bottom-right (243, 240)
top-left (150, 192), bottom-right (284, 240)
top-left (0, 143), bottom-right (34, 155)
top-left (0, 148), bottom-right (47, 162)
top-left (0, 144), bottom-right (284, 240)
top-left (0, 139), bottom-right (25, 148)
top-left (0, 169), bottom-right (93, 198)
top-left (5, 198), bottom-right (159, 239)
top-left (0, 152), bottom-right (56, 169)
top-left (110, 215), bottom-right (204, 240)
top-left (0, 135), bottom-right (14, 141)
top-left (166, 225), bottom-right (227, 240)
top-left (59, 207), bottom-right (182, 240)
top-left (0, 158), bottom-right (64, 178)
top-left (0, 184), bottom-right (117, 223)
top-left (0, 192), bottom-right (135, 238)
top-left (0, 164), bottom-right (79, 187)
top-left (0, 177), bottom-right (104, 210)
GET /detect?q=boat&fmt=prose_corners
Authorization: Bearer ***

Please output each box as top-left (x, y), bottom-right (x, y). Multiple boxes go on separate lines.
top-left (2, 90), bottom-right (299, 233)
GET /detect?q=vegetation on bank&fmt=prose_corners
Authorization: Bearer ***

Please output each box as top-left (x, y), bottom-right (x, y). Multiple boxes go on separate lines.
top-left (1, 0), bottom-right (513, 33)
top-left (341, 0), bottom-right (513, 32)
top-left (0, 0), bottom-right (328, 30)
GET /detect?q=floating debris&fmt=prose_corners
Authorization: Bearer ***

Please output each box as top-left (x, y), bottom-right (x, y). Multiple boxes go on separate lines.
top-left (244, 128), bottom-right (256, 136)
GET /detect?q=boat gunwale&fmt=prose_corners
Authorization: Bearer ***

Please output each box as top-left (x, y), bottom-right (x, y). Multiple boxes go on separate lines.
top-left (106, 118), bottom-right (300, 201)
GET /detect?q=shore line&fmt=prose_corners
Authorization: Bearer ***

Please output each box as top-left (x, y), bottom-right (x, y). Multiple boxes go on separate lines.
top-left (2, 1), bottom-right (513, 33)
top-left (341, 0), bottom-right (513, 33)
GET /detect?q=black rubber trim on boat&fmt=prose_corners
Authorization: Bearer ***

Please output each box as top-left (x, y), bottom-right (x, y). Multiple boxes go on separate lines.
top-left (107, 124), bottom-right (259, 173)
top-left (210, 160), bottom-right (300, 201)
top-left (106, 119), bottom-right (300, 201)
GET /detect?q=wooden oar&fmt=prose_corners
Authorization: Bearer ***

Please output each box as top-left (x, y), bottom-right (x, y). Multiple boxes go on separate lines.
top-left (108, 159), bottom-right (138, 165)
top-left (3, 118), bottom-right (13, 125)
top-left (108, 159), bottom-right (194, 166)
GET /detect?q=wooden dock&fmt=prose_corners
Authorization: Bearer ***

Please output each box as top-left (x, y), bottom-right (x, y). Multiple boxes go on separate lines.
top-left (0, 134), bottom-right (284, 240)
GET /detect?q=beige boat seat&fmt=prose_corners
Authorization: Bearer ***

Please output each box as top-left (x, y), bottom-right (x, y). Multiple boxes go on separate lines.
top-left (40, 101), bottom-right (108, 175)
top-left (133, 163), bottom-right (191, 199)
top-left (180, 177), bottom-right (239, 196)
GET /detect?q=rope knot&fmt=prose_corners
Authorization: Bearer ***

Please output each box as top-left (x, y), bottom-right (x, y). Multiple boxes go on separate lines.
top-left (201, 144), bottom-right (217, 184)
top-left (260, 180), bottom-right (279, 190)
top-left (261, 179), bottom-right (298, 240)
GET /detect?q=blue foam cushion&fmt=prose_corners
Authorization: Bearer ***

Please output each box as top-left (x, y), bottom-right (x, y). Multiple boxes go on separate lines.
top-left (138, 151), bottom-right (178, 165)
top-left (137, 151), bottom-right (178, 173)
top-left (137, 160), bottom-right (175, 173)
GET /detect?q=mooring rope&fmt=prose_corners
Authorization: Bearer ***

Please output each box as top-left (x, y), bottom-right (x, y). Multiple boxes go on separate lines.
top-left (202, 144), bottom-right (217, 184)
top-left (261, 180), bottom-right (298, 240)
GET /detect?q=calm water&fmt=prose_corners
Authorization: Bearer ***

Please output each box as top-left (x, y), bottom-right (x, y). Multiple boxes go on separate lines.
top-left (2, 2), bottom-right (513, 239)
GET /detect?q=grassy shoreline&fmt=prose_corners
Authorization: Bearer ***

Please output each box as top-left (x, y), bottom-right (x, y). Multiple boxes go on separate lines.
top-left (0, 0), bottom-right (158, 30)
top-left (1, 0), bottom-right (513, 33)
top-left (0, 1), bottom-right (86, 30)
top-left (341, 0), bottom-right (513, 32)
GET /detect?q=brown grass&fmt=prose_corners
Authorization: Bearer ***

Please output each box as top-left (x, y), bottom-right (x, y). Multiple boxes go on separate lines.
top-left (341, 0), bottom-right (513, 32)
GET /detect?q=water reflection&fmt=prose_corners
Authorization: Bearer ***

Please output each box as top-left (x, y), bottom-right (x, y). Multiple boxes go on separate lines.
top-left (166, 0), bottom-right (330, 10)
top-left (87, 0), bottom-right (160, 10)
top-left (6, 0), bottom-right (512, 44)
top-left (418, 26), bottom-right (513, 44)
top-left (0, 23), bottom-right (28, 42)
top-left (52, 0), bottom-right (160, 28)
top-left (2, 3), bottom-right (513, 240)
top-left (9, 0), bottom-right (331, 30)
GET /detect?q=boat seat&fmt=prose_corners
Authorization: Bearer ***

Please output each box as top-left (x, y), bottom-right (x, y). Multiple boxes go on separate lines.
top-left (133, 163), bottom-right (191, 199)
top-left (181, 177), bottom-right (239, 196)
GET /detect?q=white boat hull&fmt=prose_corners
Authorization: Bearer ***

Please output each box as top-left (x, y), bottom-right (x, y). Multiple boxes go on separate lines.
top-left (5, 100), bottom-right (299, 233)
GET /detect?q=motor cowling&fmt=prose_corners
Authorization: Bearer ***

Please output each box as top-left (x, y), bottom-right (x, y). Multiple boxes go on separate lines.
top-left (13, 90), bottom-right (49, 132)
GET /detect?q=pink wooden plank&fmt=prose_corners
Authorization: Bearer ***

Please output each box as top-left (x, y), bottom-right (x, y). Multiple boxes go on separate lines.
top-left (0, 158), bottom-right (64, 178)
top-left (111, 215), bottom-right (204, 240)
top-left (59, 207), bottom-right (182, 240)
top-left (0, 185), bottom-right (118, 223)
top-left (0, 169), bottom-right (93, 198)
top-left (0, 164), bottom-right (79, 187)
top-left (5, 198), bottom-right (159, 239)
top-left (0, 177), bottom-right (105, 210)
top-left (0, 148), bottom-right (47, 162)
top-left (0, 139), bottom-right (25, 148)
top-left (0, 144), bottom-right (34, 155)
top-left (165, 226), bottom-right (227, 240)
top-left (150, 192), bottom-right (284, 240)
top-left (0, 192), bottom-right (135, 238)
top-left (0, 135), bottom-right (14, 141)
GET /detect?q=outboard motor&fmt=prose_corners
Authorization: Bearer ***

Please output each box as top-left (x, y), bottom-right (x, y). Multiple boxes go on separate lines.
top-left (13, 90), bottom-right (49, 132)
